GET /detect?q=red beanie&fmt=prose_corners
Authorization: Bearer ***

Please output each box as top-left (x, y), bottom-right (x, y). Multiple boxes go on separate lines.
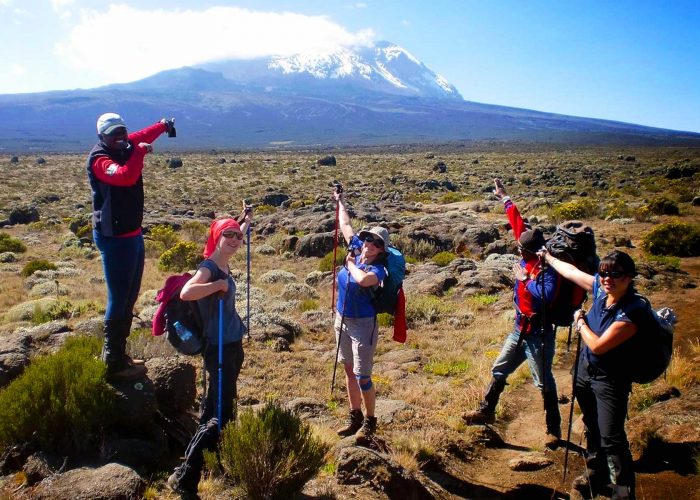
top-left (203, 218), bottom-right (241, 258)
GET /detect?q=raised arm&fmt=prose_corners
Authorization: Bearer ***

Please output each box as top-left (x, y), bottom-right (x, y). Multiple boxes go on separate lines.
top-left (542, 251), bottom-right (595, 292)
top-left (333, 189), bottom-right (354, 245)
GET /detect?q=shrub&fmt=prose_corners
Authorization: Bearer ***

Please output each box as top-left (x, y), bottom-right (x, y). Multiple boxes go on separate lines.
top-left (377, 312), bottom-right (393, 327)
top-left (424, 359), bottom-right (470, 376)
top-left (645, 197), bottom-right (680, 216)
top-left (21, 259), bottom-right (57, 277)
top-left (255, 204), bottom-right (277, 215)
top-left (405, 295), bottom-right (450, 327)
top-left (159, 241), bottom-right (203, 272)
top-left (0, 336), bottom-right (115, 455)
top-left (148, 224), bottom-right (179, 249)
top-left (219, 400), bottom-right (328, 500)
top-left (391, 233), bottom-right (438, 261)
top-left (298, 299), bottom-right (319, 312)
top-left (318, 250), bottom-right (345, 272)
top-left (438, 192), bottom-right (463, 204)
top-left (552, 199), bottom-right (598, 221)
top-left (431, 251), bottom-right (457, 267)
top-left (469, 293), bottom-right (499, 307)
top-left (0, 232), bottom-right (27, 253)
top-left (181, 220), bottom-right (208, 242)
top-left (604, 200), bottom-right (634, 220)
top-left (32, 299), bottom-right (100, 324)
top-left (641, 221), bottom-right (700, 257)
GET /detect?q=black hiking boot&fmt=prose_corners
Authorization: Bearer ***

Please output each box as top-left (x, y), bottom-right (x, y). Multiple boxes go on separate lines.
top-left (543, 390), bottom-right (562, 449)
top-left (167, 472), bottom-right (200, 500)
top-left (462, 377), bottom-right (506, 425)
top-left (355, 416), bottom-right (377, 440)
top-left (336, 409), bottom-right (364, 437)
top-left (120, 316), bottom-right (144, 366)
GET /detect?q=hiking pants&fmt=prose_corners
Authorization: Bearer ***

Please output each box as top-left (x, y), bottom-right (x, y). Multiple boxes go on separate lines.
top-left (174, 418), bottom-right (220, 493)
top-left (200, 340), bottom-right (244, 426)
top-left (576, 354), bottom-right (635, 499)
top-left (93, 231), bottom-right (144, 321)
top-left (491, 329), bottom-right (557, 393)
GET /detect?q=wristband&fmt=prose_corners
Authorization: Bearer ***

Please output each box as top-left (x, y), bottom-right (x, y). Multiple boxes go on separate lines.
top-left (501, 196), bottom-right (511, 204)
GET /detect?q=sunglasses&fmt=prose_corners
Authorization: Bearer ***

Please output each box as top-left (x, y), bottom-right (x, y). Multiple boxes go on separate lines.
top-left (362, 235), bottom-right (384, 249)
top-left (105, 127), bottom-right (127, 137)
top-left (599, 270), bottom-right (624, 279)
top-left (222, 230), bottom-right (243, 240)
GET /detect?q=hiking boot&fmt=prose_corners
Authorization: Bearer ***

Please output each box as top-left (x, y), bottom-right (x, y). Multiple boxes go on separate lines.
top-left (336, 409), bottom-right (364, 437)
top-left (167, 472), bottom-right (200, 500)
top-left (544, 432), bottom-right (561, 450)
top-left (571, 472), bottom-right (611, 499)
top-left (461, 409), bottom-right (495, 425)
top-left (105, 360), bottom-right (147, 382)
top-left (355, 416), bottom-right (377, 440)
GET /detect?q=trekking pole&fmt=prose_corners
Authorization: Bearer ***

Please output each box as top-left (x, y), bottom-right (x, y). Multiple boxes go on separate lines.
top-left (563, 328), bottom-right (582, 482)
top-left (331, 183), bottom-right (343, 315)
top-left (566, 324), bottom-right (573, 352)
top-left (217, 292), bottom-right (224, 432)
top-left (538, 254), bottom-right (547, 395)
top-left (330, 272), bottom-right (351, 396)
top-left (246, 207), bottom-right (252, 341)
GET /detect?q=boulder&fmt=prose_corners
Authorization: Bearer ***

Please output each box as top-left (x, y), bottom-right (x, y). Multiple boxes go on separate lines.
top-left (336, 446), bottom-right (432, 499)
top-left (0, 334), bottom-right (32, 388)
top-left (262, 193), bottom-right (290, 207)
top-left (272, 337), bottom-right (291, 352)
top-left (8, 205), bottom-right (40, 225)
top-left (403, 264), bottom-right (457, 296)
top-left (317, 155), bottom-right (337, 166)
top-left (454, 225), bottom-right (500, 255)
top-left (297, 232), bottom-right (334, 258)
top-left (100, 427), bottom-right (168, 469)
top-left (432, 161), bottom-right (447, 173)
top-left (33, 463), bottom-right (146, 500)
top-left (167, 157), bottom-right (183, 168)
top-left (35, 157), bottom-right (46, 165)
top-left (10, 156), bottom-right (18, 163)
top-left (285, 397), bottom-right (326, 419)
top-left (146, 357), bottom-right (196, 413)
top-left (379, 349), bottom-right (421, 365)
top-left (111, 378), bottom-right (158, 429)
top-left (508, 452), bottom-right (554, 471)
top-left (23, 452), bottom-right (62, 486)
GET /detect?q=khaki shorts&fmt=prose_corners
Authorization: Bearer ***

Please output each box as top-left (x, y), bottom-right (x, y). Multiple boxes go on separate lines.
top-left (335, 313), bottom-right (378, 377)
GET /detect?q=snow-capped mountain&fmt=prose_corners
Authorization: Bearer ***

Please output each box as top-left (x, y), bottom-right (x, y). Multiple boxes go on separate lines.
top-left (198, 41), bottom-right (462, 100)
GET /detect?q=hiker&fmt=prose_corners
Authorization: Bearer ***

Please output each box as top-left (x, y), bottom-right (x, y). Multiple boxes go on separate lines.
top-left (462, 179), bottom-right (562, 449)
top-left (168, 211), bottom-right (252, 498)
top-left (87, 112), bottom-right (175, 381)
top-left (542, 249), bottom-right (641, 499)
top-left (332, 187), bottom-right (388, 440)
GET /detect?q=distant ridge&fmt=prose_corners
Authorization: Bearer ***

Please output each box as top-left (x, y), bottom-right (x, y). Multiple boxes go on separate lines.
top-left (0, 41), bottom-right (699, 152)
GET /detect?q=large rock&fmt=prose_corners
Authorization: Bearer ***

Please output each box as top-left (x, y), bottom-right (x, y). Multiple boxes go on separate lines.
top-left (627, 386), bottom-right (700, 474)
top-left (0, 334), bottom-right (32, 388)
top-left (454, 225), bottom-right (500, 255)
top-left (508, 452), bottom-right (554, 471)
top-left (262, 193), bottom-right (290, 207)
top-left (33, 463), bottom-right (146, 499)
top-left (296, 232), bottom-right (335, 258)
top-left (336, 446), bottom-right (432, 499)
top-left (317, 155), bottom-right (337, 166)
top-left (8, 205), bottom-right (40, 225)
top-left (403, 263), bottom-right (457, 296)
top-left (146, 357), bottom-right (196, 413)
top-left (111, 378), bottom-right (158, 429)
top-left (100, 427), bottom-right (168, 469)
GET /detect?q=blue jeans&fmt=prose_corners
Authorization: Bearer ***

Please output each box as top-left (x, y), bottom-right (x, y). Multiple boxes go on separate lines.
top-left (491, 329), bottom-right (557, 393)
top-left (93, 230), bottom-right (145, 321)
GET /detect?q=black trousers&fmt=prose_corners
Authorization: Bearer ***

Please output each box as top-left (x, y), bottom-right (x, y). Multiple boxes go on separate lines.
top-left (576, 355), bottom-right (635, 499)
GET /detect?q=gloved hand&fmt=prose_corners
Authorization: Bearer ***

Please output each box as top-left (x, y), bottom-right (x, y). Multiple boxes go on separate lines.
top-left (160, 117), bottom-right (176, 137)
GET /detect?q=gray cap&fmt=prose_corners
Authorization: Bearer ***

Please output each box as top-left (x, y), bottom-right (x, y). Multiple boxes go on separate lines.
top-left (97, 113), bottom-right (126, 135)
top-left (358, 226), bottom-right (390, 252)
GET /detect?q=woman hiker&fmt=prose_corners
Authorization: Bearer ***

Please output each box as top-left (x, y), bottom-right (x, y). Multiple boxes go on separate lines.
top-left (167, 210), bottom-right (252, 498)
top-left (333, 186), bottom-right (389, 440)
top-left (87, 112), bottom-right (175, 381)
top-left (543, 249), bottom-right (642, 499)
top-left (462, 179), bottom-right (563, 449)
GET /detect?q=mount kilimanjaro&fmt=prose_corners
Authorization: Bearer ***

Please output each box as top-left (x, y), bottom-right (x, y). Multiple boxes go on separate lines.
top-left (1, 41), bottom-right (698, 152)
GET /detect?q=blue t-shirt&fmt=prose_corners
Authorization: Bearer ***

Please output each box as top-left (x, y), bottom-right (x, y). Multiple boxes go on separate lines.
top-left (584, 274), bottom-right (647, 376)
top-left (336, 235), bottom-right (387, 318)
top-left (196, 259), bottom-right (245, 345)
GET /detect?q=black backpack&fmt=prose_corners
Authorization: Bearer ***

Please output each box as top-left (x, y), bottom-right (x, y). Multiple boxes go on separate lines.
top-left (164, 281), bottom-right (206, 356)
top-left (626, 296), bottom-right (676, 384)
top-left (545, 220), bottom-right (599, 326)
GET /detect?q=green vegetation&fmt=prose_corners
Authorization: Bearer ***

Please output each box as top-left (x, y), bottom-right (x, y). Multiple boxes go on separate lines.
top-left (391, 233), bottom-right (437, 261)
top-left (318, 250), bottom-right (345, 272)
top-left (298, 299), bottom-right (319, 312)
top-left (645, 196), bottom-right (680, 216)
top-left (469, 293), bottom-right (499, 307)
top-left (32, 299), bottom-right (100, 324)
top-left (405, 295), bottom-right (450, 327)
top-left (21, 259), bottom-right (57, 277)
top-left (424, 359), bottom-right (470, 376)
top-left (159, 241), bottom-right (203, 272)
top-left (0, 232), bottom-right (27, 253)
top-left (552, 198), bottom-right (598, 221)
top-left (377, 312), bottom-right (394, 327)
top-left (641, 221), bottom-right (700, 257)
top-left (0, 336), bottom-right (115, 455)
top-left (255, 204), bottom-right (277, 215)
top-left (219, 400), bottom-right (328, 500)
top-left (438, 192), bottom-right (463, 204)
top-left (431, 251), bottom-right (457, 267)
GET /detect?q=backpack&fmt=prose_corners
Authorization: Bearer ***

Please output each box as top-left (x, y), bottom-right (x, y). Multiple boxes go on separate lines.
top-left (627, 296), bottom-right (676, 384)
top-left (545, 220), bottom-right (599, 326)
top-left (152, 273), bottom-right (206, 355)
top-left (373, 246), bottom-right (406, 315)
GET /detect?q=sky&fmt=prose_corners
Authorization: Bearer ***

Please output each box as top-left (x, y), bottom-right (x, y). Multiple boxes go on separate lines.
top-left (1, 0), bottom-right (699, 133)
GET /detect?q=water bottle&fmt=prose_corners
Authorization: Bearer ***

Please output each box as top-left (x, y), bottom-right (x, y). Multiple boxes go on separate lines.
top-left (173, 320), bottom-right (193, 342)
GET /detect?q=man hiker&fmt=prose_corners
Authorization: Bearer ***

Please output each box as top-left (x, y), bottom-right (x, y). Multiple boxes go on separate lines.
top-left (462, 178), bottom-right (562, 449)
top-left (87, 112), bottom-right (175, 381)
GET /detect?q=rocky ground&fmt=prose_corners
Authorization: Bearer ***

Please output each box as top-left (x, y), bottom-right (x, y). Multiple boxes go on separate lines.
top-left (0, 146), bottom-right (698, 499)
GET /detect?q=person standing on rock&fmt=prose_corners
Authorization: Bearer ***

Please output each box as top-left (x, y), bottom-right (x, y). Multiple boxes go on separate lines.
top-left (332, 186), bottom-right (388, 440)
top-left (542, 249), bottom-right (641, 499)
top-left (168, 212), bottom-right (252, 498)
top-left (462, 179), bottom-right (562, 449)
top-left (87, 112), bottom-right (175, 381)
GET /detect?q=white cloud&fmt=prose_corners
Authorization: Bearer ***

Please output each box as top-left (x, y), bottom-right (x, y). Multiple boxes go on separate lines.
top-left (10, 64), bottom-right (25, 76)
top-left (354, 3), bottom-right (368, 8)
top-left (50, 0), bottom-right (75, 8)
top-left (54, 5), bottom-right (375, 85)
top-left (401, 19), bottom-right (411, 27)
top-left (0, 0), bottom-right (14, 7)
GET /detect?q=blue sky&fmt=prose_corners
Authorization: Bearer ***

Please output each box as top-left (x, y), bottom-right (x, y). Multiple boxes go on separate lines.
top-left (1, 0), bottom-right (698, 132)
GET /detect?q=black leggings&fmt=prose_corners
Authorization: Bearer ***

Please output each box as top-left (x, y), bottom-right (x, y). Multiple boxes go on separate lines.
top-left (200, 340), bottom-right (244, 427)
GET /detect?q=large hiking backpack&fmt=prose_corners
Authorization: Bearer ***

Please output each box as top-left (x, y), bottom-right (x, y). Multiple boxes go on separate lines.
top-left (628, 296), bottom-right (676, 384)
top-left (373, 246), bottom-right (406, 315)
top-left (153, 273), bottom-right (206, 355)
top-left (545, 220), bottom-right (599, 326)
